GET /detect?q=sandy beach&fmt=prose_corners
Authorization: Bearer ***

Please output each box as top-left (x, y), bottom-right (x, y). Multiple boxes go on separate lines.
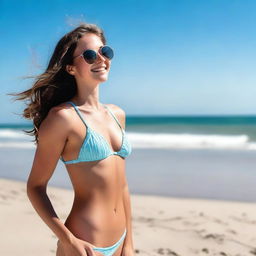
top-left (1, 178), bottom-right (256, 256)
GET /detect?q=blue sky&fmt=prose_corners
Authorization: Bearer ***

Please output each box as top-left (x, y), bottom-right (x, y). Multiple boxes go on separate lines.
top-left (1, 0), bottom-right (256, 123)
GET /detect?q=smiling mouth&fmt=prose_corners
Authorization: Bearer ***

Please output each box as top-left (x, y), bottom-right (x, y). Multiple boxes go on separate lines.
top-left (91, 67), bottom-right (108, 72)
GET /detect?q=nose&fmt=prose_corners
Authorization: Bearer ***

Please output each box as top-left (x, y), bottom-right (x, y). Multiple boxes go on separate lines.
top-left (96, 51), bottom-right (106, 62)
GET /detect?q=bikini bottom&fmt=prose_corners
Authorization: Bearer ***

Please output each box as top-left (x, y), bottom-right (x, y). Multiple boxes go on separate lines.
top-left (92, 229), bottom-right (127, 256)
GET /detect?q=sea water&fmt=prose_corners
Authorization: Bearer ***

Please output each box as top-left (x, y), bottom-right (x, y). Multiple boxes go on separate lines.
top-left (1, 116), bottom-right (256, 202)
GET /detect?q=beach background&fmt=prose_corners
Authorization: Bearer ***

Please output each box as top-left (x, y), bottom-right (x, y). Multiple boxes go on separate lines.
top-left (1, 0), bottom-right (256, 255)
top-left (2, 117), bottom-right (256, 202)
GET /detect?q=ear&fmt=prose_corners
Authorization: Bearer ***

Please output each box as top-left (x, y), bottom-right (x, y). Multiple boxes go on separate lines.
top-left (66, 65), bottom-right (75, 76)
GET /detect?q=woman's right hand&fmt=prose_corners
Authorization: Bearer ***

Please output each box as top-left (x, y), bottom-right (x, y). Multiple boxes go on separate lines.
top-left (57, 235), bottom-right (100, 256)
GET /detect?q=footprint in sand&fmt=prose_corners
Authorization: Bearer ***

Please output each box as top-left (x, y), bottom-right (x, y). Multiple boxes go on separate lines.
top-left (156, 248), bottom-right (180, 255)
top-left (219, 252), bottom-right (228, 256)
top-left (250, 248), bottom-right (256, 255)
top-left (226, 228), bottom-right (237, 235)
top-left (201, 248), bottom-right (209, 253)
top-left (203, 233), bottom-right (225, 243)
top-left (134, 249), bottom-right (140, 254)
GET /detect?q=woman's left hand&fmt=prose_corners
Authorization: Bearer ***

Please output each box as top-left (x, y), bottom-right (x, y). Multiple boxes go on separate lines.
top-left (121, 246), bottom-right (135, 256)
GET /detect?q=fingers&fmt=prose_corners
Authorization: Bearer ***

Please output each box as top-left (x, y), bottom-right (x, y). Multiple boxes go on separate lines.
top-left (85, 246), bottom-right (97, 256)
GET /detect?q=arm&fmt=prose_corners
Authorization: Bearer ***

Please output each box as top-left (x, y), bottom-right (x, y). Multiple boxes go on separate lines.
top-left (26, 107), bottom-right (74, 244)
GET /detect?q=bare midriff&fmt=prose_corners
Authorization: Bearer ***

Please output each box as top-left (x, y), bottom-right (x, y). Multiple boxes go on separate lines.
top-left (63, 156), bottom-right (127, 247)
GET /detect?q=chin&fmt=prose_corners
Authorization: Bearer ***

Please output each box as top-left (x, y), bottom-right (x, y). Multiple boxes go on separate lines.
top-left (96, 75), bottom-right (109, 82)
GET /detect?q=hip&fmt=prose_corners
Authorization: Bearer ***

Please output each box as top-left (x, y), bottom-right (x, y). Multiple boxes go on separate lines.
top-left (64, 202), bottom-right (126, 244)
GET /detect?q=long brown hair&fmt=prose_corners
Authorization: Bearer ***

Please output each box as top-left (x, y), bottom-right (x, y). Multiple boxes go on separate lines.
top-left (9, 23), bottom-right (106, 144)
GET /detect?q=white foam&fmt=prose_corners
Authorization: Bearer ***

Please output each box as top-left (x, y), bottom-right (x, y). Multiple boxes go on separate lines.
top-left (0, 129), bottom-right (29, 139)
top-left (0, 142), bottom-right (35, 148)
top-left (126, 132), bottom-right (256, 150)
top-left (0, 131), bottom-right (256, 151)
top-left (247, 142), bottom-right (256, 150)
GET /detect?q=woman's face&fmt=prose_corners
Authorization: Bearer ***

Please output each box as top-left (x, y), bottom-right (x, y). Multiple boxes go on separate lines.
top-left (69, 33), bottom-right (111, 84)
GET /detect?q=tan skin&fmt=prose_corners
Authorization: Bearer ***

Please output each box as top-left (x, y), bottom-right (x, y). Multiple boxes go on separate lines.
top-left (26, 33), bottom-right (134, 256)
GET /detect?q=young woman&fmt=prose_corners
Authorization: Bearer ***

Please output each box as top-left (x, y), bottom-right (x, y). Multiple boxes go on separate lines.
top-left (12, 23), bottom-right (134, 256)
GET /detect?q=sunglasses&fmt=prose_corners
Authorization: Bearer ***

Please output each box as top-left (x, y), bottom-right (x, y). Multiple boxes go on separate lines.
top-left (73, 45), bottom-right (114, 64)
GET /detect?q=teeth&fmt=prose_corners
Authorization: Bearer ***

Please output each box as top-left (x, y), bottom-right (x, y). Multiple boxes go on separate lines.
top-left (91, 67), bottom-right (107, 72)
top-left (93, 69), bottom-right (104, 71)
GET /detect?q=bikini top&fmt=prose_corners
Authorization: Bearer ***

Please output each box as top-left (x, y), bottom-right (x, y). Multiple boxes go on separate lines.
top-left (60, 101), bottom-right (132, 164)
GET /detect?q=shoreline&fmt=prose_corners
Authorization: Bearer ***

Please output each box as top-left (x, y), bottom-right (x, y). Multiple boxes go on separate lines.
top-left (1, 177), bottom-right (256, 256)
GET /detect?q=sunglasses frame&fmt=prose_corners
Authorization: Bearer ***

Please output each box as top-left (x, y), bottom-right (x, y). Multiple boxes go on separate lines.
top-left (73, 45), bottom-right (114, 64)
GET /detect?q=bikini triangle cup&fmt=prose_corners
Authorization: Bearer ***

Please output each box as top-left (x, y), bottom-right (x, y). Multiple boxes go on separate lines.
top-left (60, 102), bottom-right (132, 164)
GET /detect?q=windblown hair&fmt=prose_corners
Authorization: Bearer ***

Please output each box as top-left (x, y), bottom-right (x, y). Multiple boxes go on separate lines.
top-left (9, 23), bottom-right (106, 144)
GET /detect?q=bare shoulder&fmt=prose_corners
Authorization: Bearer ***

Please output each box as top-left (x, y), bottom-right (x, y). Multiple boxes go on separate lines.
top-left (38, 103), bottom-right (73, 138)
top-left (105, 103), bottom-right (126, 129)
top-left (105, 103), bottom-right (126, 116)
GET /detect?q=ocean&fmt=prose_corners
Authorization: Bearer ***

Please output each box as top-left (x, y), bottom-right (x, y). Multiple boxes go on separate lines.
top-left (1, 115), bottom-right (256, 202)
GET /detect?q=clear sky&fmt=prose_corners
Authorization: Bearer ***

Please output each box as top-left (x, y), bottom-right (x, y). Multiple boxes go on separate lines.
top-left (1, 0), bottom-right (256, 123)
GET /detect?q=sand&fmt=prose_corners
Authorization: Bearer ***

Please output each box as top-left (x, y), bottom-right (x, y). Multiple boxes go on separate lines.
top-left (1, 177), bottom-right (256, 256)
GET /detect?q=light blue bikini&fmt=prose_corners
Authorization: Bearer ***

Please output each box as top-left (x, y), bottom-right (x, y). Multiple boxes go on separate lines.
top-left (60, 101), bottom-right (132, 164)
top-left (60, 102), bottom-right (131, 255)
top-left (93, 229), bottom-right (127, 256)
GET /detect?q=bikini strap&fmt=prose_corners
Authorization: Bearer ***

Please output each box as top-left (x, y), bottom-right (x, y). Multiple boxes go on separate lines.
top-left (102, 104), bottom-right (124, 131)
top-left (66, 101), bottom-right (89, 127)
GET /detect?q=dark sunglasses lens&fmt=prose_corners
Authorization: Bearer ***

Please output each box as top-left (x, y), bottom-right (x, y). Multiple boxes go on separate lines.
top-left (101, 46), bottom-right (114, 60)
top-left (83, 50), bottom-right (97, 64)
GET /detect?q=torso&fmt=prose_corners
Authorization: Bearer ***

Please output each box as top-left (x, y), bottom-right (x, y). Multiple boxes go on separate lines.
top-left (59, 102), bottom-right (127, 246)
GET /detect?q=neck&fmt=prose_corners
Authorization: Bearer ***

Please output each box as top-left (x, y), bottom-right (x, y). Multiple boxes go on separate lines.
top-left (71, 81), bottom-right (102, 111)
